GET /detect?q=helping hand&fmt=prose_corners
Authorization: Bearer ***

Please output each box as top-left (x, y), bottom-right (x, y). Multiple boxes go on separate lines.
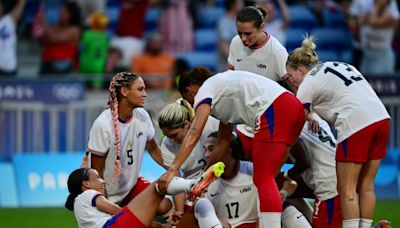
top-left (157, 168), bottom-right (180, 195)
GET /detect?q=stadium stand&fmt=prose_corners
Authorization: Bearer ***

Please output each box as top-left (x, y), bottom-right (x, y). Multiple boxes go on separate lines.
top-left (194, 29), bottom-right (218, 51)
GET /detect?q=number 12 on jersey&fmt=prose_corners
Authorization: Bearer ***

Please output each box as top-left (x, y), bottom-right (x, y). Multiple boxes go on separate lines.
top-left (324, 62), bottom-right (363, 86)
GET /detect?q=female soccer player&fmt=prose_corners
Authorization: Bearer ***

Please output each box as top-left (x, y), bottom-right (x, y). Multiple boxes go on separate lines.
top-left (227, 5), bottom-right (288, 81)
top-left (158, 67), bottom-right (305, 228)
top-left (66, 163), bottom-right (225, 228)
top-left (87, 72), bottom-right (169, 211)
top-left (285, 36), bottom-right (390, 228)
top-left (227, 5), bottom-right (289, 157)
top-left (158, 98), bottom-right (219, 213)
top-left (159, 99), bottom-right (219, 179)
top-left (284, 114), bottom-right (342, 228)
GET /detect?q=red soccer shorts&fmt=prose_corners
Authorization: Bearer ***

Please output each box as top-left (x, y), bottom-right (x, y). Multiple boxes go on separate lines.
top-left (253, 92), bottom-right (305, 145)
top-left (104, 206), bottom-right (147, 228)
top-left (312, 195), bottom-right (342, 228)
top-left (119, 176), bottom-right (151, 207)
top-left (336, 119), bottom-right (390, 162)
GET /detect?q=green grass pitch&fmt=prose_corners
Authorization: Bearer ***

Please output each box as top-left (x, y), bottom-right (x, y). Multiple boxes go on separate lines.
top-left (0, 200), bottom-right (398, 227)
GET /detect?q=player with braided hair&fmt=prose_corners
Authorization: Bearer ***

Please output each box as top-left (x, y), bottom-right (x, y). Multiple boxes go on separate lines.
top-left (87, 72), bottom-right (171, 214)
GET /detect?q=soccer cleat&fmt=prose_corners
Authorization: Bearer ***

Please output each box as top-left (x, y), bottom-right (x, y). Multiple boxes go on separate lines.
top-left (373, 220), bottom-right (391, 228)
top-left (190, 162), bottom-right (225, 199)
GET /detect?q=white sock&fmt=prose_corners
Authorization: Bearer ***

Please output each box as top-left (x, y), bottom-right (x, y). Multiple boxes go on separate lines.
top-left (194, 198), bottom-right (222, 228)
top-left (360, 218), bottom-right (373, 228)
top-left (259, 212), bottom-right (281, 228)
top-left (165, 177), bottom-right (198, 195)
top-left (285, 198), bottom-right (313, 223)
top-left (343, 218), bottom-right (360, 228)
top-left (282, 205), bottom-right (312, 228)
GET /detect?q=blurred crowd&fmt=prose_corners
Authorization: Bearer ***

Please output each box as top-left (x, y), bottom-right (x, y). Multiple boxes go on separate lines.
top-left (0, 0), bottom-right (399, 90)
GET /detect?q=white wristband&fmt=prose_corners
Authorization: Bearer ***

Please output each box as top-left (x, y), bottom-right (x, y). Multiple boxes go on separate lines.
top-left (280, 189), bottom-right (288, 197)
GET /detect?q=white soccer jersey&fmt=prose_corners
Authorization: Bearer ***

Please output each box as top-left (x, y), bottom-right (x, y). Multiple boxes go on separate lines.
top-left (161, 116), bottom-right (219, 178)
top-left (88, 108), bottom-right (155, 203)
top-left (194, 70), bottom-right (286, 128)
top-left (204, 161), bottom-right (258, 227)
top-left (299, 115), bottom-right (338, 201)
top-left (74, 189), bottom-right (111, 228)
top-left (296, 62), bottom-right (390, 143)
top-left (227, 34), bottom-right (288, 81)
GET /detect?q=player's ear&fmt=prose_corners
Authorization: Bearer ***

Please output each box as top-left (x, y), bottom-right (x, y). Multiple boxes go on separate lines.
top-left (120, 86), bottom-right (129, 98)
top-left (299, 66), bottom-right (308, 76)
top-left (82, 180), bottom-right (90, 189)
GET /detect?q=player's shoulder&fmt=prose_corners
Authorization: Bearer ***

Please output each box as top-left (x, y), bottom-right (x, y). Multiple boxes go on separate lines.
top-left (239, 161), bottom-right (253, 176)
top-left (268, 35), bottom-right (287, 52)
top-left (78, 189), bottom-right (102, 202)
top-left (92, 109), bottom-right (112, 127)
top-left (133, 108), bottom-right (152, 122)
top-left (230, 35), bottom-right (243, 48)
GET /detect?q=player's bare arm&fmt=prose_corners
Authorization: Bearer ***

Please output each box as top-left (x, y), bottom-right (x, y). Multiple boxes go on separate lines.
top-left (146, 138), bottom-right (168, 170)
top-left (96, 194), bottom-right (122, 215)
top-left (91, 153), bottom-right (106, 178)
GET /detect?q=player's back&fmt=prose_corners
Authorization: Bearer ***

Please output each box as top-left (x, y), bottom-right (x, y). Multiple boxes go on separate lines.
top-left (195, 70), bottom-right (286, 127)
top-left (297, 61), bottom-right (389, 142)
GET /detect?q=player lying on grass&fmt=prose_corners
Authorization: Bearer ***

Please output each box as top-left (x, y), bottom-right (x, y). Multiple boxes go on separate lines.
top-left (65, 162), bottom-right (225, 228)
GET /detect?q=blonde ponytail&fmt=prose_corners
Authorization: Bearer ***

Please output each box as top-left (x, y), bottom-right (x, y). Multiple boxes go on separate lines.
top-left (287, 35), bottom-right (319, 69)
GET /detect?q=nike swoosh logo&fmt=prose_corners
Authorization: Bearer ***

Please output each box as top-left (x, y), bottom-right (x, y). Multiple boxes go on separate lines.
top-left (210, 193), bottom-right (219, 197)
top-left (297, 214), bottom-right (303, 219)
top-left (237, 58), bottom-right (243, 62)
top-left (211, 224), bottom-right (221, 228)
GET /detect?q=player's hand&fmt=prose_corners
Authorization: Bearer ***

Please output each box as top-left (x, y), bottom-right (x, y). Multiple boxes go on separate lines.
top-left (307, 112), bottom-right (320, 134)
top-left (280, 179), bottom-right (298, 201)
top-left (168, 210), bottom-right (184, 226)
top-left (157, 168), bottom-right (180, 194)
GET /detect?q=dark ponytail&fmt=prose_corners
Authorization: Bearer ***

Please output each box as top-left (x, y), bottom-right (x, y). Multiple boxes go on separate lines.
top-left (178, 67), bottom-right (213, 95)
top-left (65, 168), bottom-right (90, 211)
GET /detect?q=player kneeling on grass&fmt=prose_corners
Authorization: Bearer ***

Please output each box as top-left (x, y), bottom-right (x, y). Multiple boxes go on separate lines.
top-left (173, 132), bottom-right (310, 228)
top-left (65, 163), bottom-right (224, 228)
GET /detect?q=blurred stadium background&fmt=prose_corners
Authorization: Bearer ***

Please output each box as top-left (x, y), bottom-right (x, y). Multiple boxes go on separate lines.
top-left (0, 0), bottom-right (399, 227)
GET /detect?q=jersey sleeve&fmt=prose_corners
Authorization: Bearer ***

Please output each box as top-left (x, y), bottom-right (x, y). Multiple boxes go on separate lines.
top-left (193, 81), bottom-right (214, 110)
top-left (274, 45), bottom-right (289, 79)
top-left (88, 119), bottom-right (111, 156)
top-left (160, 137), bottom-right (176, 167)
top-left (227, 36), bottom-right (238, 67)
top-left (81, 189), bottom-right (102, 207)
top-left (296, 80), bottom-right (315, 111)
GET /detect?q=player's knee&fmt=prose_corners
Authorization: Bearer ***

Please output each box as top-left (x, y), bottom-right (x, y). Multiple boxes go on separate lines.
top-left (340, 188), bottom-right (357, 201)
top-left (158, 197), bottom-right (173, 214)
top-left (194, 198), bottom-right (215, 218)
